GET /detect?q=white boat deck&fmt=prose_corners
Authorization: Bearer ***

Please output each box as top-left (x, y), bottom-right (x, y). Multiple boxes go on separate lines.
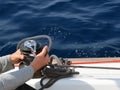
top-left (25, 58), bottom-right (120, 90)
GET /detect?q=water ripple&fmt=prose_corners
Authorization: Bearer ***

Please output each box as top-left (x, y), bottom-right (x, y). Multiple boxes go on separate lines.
top-left (0, 0), bottom-right (120, 57)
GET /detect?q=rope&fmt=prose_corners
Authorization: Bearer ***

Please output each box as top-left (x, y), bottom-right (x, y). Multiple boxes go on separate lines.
top-left (39, 64), bottom-right (79, 90)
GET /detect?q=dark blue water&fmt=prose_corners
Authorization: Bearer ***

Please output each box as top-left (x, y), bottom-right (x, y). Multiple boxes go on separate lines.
top-left (0, 0), bottom-right (120, 58)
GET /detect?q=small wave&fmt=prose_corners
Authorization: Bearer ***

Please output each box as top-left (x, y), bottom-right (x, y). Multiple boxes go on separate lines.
top-left (0, 0), bottom-right (120, 57)
top-left (53, 38), bottom-right (120, 50)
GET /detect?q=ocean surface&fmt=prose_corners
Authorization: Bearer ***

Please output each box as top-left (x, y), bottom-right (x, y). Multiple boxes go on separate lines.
top-left (0, 0), bottom-right (120, 58)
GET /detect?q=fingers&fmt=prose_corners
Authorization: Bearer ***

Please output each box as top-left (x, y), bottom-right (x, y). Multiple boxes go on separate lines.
top-left (40, 46), bottom-right (48, 56)
top-left (17, 49), bottom-right (24, 60)
top-left (19, 55), bottom-right (24, 60)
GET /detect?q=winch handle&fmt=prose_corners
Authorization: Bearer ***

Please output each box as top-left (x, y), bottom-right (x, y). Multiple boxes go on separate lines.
top-left (17, 35), bottom-right (52, 52)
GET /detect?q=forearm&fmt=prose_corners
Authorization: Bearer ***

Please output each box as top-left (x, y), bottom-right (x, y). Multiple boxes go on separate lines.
top-left (0, 55), bottom-right (14, 73)
top-left (0, 66), bottom-right (34, 90)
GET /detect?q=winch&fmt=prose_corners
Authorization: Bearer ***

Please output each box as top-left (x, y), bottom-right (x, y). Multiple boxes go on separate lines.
top-left (17, 35), bottom-right (52, 78)
top-left (18, 40), bottom-right (42, 67)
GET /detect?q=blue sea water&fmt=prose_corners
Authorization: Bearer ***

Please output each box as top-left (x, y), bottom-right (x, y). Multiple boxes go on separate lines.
top-left (0, 0), bottom-right (120, 58)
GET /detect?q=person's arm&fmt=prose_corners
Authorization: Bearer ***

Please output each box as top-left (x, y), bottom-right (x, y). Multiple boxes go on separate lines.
top-left (0, 49), bottom-right (24, 73)
top-left (0, 66), bottom-right (34, 90)
top-left (0, 55), bottom-right (14, 73)
top-left (0, 46), bottom-right (50, 90)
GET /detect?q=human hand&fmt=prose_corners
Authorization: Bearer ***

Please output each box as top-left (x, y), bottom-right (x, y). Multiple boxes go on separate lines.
top-left (30, 46), bottom-right (50, 73)
top-left (10, 49), bottom-right (24, 64)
